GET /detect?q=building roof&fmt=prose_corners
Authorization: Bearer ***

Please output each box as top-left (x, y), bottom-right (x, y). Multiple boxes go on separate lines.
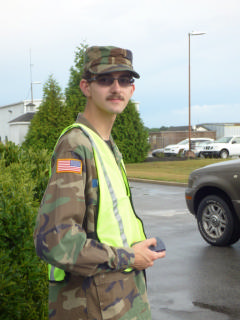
top-left (198, 122), bottom-right (240, 126)
top-left (0, 101), bottom-right (24, 109)
top-left (9, 112), bottom-right (35, 123)
top-left (166, 123), bottom-right (240, 132)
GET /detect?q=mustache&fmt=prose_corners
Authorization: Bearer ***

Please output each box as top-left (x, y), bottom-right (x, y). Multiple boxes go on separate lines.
top-left (106, 95), bottom-right (124, 101)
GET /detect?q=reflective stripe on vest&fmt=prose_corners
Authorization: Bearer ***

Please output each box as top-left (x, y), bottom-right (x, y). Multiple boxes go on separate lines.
top-left (48, 123), bottom-right (146, 281)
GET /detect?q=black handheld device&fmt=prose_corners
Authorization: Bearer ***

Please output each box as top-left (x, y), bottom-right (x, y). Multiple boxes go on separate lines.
top-left (149, 237), bottom-right (166, 252)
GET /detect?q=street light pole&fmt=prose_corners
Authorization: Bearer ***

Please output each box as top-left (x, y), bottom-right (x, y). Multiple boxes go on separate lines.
top-left (188, 33), bottom-right (191, 153)
top-left (188, 31), bottom-right (206, 154)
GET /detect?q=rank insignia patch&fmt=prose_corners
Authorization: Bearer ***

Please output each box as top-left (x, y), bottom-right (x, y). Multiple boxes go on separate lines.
top-left (57, 159), bottom-right (82, 174)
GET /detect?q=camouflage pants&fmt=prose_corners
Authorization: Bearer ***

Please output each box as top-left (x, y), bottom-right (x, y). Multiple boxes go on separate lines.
top-left (49, 270), bottom-right (152, 320)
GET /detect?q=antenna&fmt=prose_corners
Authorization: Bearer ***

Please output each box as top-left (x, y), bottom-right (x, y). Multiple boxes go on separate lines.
top-left (30, 49), bottom-right (33, 103)
top-left (29, 49), bottom-right (41, 105)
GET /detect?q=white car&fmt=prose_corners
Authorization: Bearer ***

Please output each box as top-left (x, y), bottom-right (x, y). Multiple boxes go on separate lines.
top-left (152, 148), bottom-right (164, 157)
top-left (193, 140), bottom-right (214, 157)
top-left (201, 136), bottom-right (240, 159)
top-left (164, 138), bottom-right (214, 156)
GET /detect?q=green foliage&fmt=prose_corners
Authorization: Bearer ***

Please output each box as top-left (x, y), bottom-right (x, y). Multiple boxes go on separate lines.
top-left (0, 158), bottom-right (48, 319)
top-left (65, 42), bottom-right (149, 163)
top-left (20, 148), bottom-right (51, 202)
top-left (159, 126), bottom-right (169, 131)
top-left (0, 141), bottom-right (22, 166)
top-left (112, 101), bottom-right (150, 163)
top-left (23, 42), bottom-right (149, 163)
top-left (23, 75), bottom-right (72, 151)
top-left (65, 42), bottom-right (88, 120)
top-left (0, 142), bottom-right (51, 202)
top-left (147, 126), bottom-right (169, 132)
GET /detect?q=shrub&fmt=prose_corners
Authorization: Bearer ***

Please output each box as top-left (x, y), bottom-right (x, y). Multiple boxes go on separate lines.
top-left (20, 148), bottom-right (51, 202)
top-left (0, 142), bottom-right (51, 202)
top-left (0, 158), bottom-right (48, 319)
top-left (0, 141), bottom-right (21, 166)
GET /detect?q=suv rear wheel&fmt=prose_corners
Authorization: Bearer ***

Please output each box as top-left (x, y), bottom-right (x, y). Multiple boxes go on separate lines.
top-left (197, 195), bottom-right (240, 246)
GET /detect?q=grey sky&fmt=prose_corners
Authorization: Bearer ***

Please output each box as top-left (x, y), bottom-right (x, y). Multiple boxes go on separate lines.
top-left (1, 0), bottom-right (240, 127)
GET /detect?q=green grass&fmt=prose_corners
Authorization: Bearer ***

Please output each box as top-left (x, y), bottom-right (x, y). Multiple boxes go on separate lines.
top-left (126, 158), bottom-right (229, 184)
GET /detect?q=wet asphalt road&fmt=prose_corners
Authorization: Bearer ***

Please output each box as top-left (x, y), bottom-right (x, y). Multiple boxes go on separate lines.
top-left (130, 181), bottom-right (240, 320)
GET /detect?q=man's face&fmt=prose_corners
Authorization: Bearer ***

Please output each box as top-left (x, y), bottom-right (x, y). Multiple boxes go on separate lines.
top-left (81, 71), bottom-right (135, 116)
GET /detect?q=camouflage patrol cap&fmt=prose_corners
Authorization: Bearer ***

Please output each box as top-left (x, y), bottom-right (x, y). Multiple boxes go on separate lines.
top-left (83, 46), bottom-right (140, 79)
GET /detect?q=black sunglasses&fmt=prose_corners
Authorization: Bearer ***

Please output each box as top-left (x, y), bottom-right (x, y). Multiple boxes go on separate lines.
top-left (88, 75), bottom-right (134, 87)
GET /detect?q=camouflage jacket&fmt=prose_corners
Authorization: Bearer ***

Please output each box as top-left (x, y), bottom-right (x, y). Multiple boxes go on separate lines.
top-left (34, 114), bottom-right (151, 320)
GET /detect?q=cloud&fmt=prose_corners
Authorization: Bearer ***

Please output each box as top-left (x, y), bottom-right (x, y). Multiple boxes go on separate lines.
top-left (172, 104), bottom-right (240, 125)
top-left (1, 0), bottom-right (240, 128)
top-left (140, 103), bottom-right (240, 128)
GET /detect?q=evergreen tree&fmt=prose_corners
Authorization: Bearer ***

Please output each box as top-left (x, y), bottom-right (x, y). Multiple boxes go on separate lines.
top-left (65, 43), bottom-right (150, 163)
top-left (65, 42), bottom-right (88, 120)
top-left (24, 75), bottom-right (72, 151)
top-left (112, 101), bottom-right (150, 163)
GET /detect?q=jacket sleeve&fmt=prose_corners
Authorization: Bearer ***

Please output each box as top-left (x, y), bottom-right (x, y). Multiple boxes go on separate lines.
top-left (34, 129), bottom-right (135, 277)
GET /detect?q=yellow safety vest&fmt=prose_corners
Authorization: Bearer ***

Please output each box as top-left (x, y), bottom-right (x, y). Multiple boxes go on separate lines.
top-left (48, 123), bottom-right (146, 281)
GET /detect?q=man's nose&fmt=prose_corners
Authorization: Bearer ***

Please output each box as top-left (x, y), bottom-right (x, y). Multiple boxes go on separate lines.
top-left (110, 79), bottom-right (121, 92)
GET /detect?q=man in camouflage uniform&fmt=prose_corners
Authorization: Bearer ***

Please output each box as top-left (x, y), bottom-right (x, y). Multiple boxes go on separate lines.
top-left (34, 46), bottom-right (165, 320)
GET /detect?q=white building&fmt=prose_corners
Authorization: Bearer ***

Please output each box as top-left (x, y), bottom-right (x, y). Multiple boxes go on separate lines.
top-left (0, 99), bottom-right (141, 145)
top-left (0, 100), bottom-right (42, 144)
top-left (198, 123), bottom-right (240, 139)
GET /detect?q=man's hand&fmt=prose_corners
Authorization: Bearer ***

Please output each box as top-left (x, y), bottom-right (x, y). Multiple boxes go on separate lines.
top-left (131, 238), bottom-right (166, 270)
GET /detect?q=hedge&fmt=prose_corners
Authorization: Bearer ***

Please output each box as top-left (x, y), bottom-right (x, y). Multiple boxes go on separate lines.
top-left (0, 143), bottom-right (50, 319)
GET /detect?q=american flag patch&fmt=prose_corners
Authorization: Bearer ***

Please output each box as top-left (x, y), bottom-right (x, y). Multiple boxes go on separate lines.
top-left (56, 159), bottom-right (82, 174)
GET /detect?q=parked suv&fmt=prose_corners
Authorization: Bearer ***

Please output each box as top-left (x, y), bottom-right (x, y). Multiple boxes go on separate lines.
top-left (185, 159), bottom-right (240, 246)
top-left (194, 140), bottom-right (214, 157)
top-left (164, 138), bottom-right (213, 156)
top-left (201, 136), bottom-right (240, 159)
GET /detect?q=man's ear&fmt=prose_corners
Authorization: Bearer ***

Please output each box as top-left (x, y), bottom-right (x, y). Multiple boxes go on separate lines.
top-left (130, 84), bottom-right (135, 97)
top-left (80, 79), bottom-right (90, 97)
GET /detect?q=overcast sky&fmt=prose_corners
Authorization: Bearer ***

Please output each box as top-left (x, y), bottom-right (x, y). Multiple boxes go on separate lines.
top-left (1, 0), bottom-right (240, 128)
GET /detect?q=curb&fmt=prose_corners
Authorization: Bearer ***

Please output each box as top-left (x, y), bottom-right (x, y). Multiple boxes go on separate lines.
top-left (128, 177), bottom-right (187, 188)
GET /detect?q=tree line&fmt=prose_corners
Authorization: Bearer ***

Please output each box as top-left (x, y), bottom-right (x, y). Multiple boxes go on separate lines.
top-left (24, 43), bottom-right (149, 163)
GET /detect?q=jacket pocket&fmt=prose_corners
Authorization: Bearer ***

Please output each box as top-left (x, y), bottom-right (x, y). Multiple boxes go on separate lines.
top-left (92, 271), bottom-right (151, 320)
